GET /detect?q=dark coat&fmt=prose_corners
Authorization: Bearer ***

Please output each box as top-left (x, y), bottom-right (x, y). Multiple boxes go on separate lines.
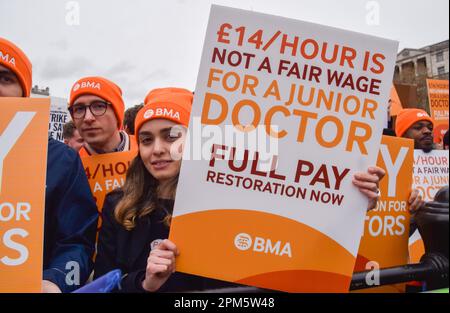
top-left (43, 138), bottom-right (98, 292)
top-left (94, 190), bottom-right (237, 292)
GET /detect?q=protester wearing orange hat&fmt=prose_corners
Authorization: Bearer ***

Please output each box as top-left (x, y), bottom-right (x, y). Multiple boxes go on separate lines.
top-left (135, 87), bottom-right (193, 133)
top-left (94, 87), bottom-right (236, 292)
top-left (133, 87), bottom-right (192, 183)
top-left (0, 37), bottom-right (98, 293)
top-left (68, 76), bottom-right (138, 156)
top-left (396, 108), bottom-right (434, 152)
top-left (396, 108), bottom-right (432, 284)
top-left (0, 37), bottom-right (32, 97)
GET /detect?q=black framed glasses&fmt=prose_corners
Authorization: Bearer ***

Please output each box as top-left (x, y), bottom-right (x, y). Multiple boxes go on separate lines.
top-left (69, 101), bottom-right (110, 119)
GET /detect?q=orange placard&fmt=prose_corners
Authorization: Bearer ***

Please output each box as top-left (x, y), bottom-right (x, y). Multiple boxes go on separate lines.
top-left (353, 136), bottom-right (414, 293)
top-left (408, 231), bottom-right (425, 265)
top-left (390, 85), bottom-right (403, 117)
top-left (81, 151), bottom-right (136, 228)
top-left (0, 98), bottom-right (50, 293)
top-left (172, 209), bottom-right (356, 292)
top-left (426, 79), bottom-right (449, 143)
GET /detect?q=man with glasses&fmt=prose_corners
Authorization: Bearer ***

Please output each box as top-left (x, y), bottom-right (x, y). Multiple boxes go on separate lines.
top-left (0, 37), bottom-right (97, 293)
top-left (68, 77), bottom-right (138, 156)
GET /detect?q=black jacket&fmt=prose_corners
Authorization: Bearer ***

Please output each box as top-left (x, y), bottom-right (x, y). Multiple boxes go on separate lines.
top-left (94, 190), bottom-right (237, 292)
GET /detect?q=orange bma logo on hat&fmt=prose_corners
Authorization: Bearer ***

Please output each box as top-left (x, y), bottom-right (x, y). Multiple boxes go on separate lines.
top-left (417, 112), bottom-right (429, 118)
top-left (73, 81), bottom-right (102, 92)
top-left (144, 107), bottom-right (181, 121)
top-left (143, 109), bottom-right (154, 119)
top-left (0, 50), bottom-right (16, 67)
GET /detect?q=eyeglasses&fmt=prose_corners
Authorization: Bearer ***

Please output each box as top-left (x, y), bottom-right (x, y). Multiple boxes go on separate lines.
top-left (69, 101), bottom-right (110, 119)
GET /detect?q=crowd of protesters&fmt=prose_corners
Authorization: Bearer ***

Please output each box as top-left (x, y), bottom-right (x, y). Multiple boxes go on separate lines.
top-left (0, 35), bottom-right (448, 293)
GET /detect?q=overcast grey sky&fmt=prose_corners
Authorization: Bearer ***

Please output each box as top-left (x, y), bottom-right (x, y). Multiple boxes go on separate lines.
top-left (1, 0), bottom-right (448, 107)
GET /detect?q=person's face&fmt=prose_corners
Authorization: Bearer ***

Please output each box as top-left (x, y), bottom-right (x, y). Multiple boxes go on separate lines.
top-left (0, 64), bottom-right (23, 97)
top-left (404, 120), bottom-right (434, 152)
top-left (64, 129), bottom-right (84, 152)
top-left (138, 119), bottom-right (186, 184)
top-left (71, 95), bottom-right (119, 149)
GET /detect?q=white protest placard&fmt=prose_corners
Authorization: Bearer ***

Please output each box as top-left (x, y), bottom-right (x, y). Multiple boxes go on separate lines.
top-left (170, 5), bottom-right (398, 292)
top-left (413, 150), bottom-right (449, 201)
top-left (48, 97), bottom-right (70, 142)
top-left (409, 150), bottom-right (449, 263)
top-left (32, 94), bottom-right (70, 142)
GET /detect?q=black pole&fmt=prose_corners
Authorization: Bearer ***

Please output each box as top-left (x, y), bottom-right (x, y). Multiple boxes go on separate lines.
top-left (350, 253), bottom-right (449, 291)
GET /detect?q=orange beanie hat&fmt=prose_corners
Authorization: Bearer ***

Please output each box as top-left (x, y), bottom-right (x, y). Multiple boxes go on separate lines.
top-left (69, 76), bottom-right (125, 128)
top-left (395, 108), bottom-right (434, 137)
top-left (0, 37), bottom-right (32, 97)
top-left (134, 87), bottom-right (193, 138)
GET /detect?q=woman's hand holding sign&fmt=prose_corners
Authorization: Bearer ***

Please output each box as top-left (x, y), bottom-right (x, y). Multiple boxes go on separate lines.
top-left (353, 166), bottom-right (385, 211)
top-left (142, 239), bottom-right (179, 292)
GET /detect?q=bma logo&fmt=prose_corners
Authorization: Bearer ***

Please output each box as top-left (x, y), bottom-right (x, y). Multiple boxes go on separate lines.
top-left (234, 233), bottom-right (292, 258)
top-left (150, 108), bottom-right (181, 121)
top-left (73, 81), bottom-right (101, 92)
top-left (72, 83), bottom-right (81, 92)
top-left (234, 233), bottom-right (252, 251)
top-left (143, 109), bottom-right (154, 119)
top-left (0, 51), bottom-right (16, 67)
top-left (417, 113), bottom-right (429, 118)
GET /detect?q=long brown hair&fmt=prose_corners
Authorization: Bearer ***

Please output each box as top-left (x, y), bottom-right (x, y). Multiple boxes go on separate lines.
top-left (114, 154), bottom-right (178, 230)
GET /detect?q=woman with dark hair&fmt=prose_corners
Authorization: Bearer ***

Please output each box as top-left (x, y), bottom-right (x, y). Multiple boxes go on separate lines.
top-left (94, 88), bottom-right (236, 292)
top-left (94, 87), bottom-right (386, 293)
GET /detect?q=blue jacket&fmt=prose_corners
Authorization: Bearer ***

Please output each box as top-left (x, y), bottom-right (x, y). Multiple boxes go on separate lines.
top-left (43, 138), bottom-right (98, 292)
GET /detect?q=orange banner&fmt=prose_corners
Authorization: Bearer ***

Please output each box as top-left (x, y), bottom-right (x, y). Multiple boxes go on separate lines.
top-left (390, 85), bottom-right (403, 116)
top-left (81, 151), bottom-right (136, 229)
top-left (171, 209), bottom-right (355, 292)
top-left (426, 79), bottom-right (449, 144)
top-left (353, 135), bottom-right (414, 293)
top-left (0, 98), bottom-right (50, 292)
